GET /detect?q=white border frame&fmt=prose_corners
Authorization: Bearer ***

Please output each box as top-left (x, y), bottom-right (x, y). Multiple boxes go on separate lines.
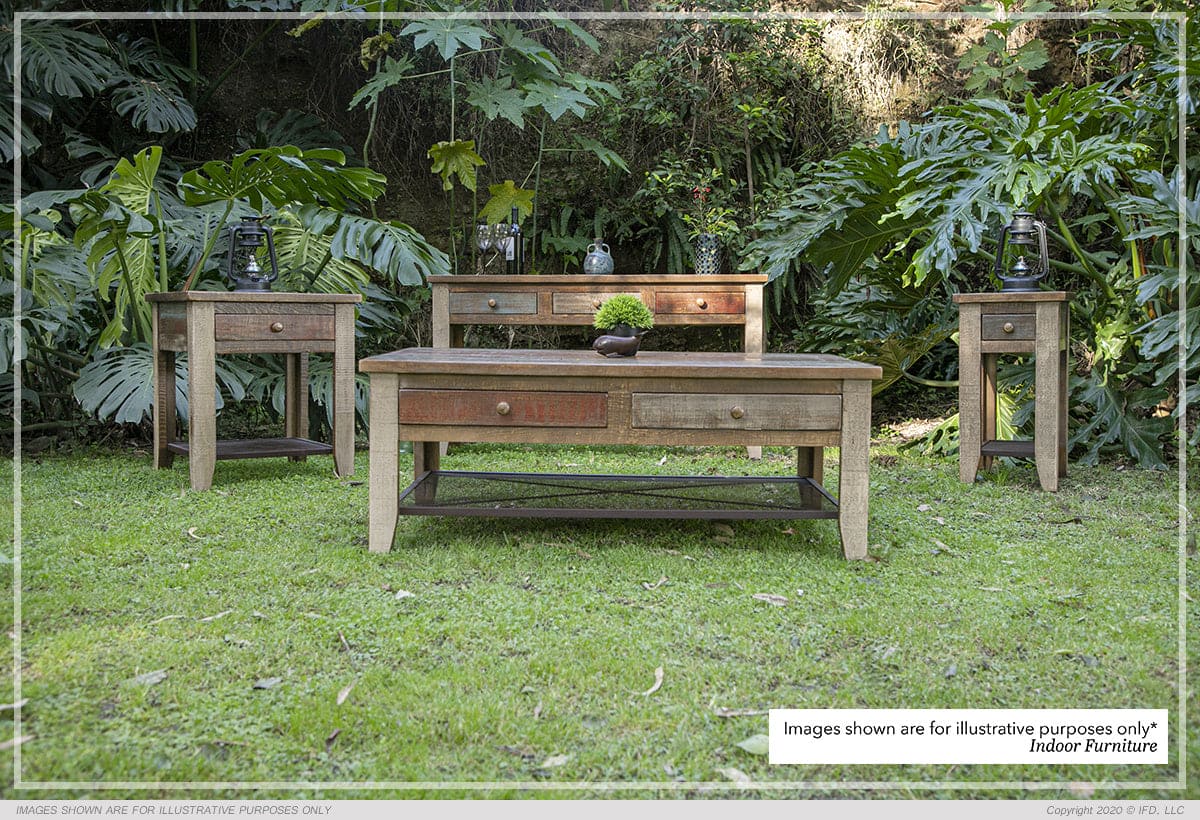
top-left (8, 7), bottom-right (1190, 795)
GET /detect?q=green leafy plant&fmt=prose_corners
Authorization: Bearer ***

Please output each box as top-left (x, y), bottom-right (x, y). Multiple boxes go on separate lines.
top-left (742, 11), bottom-right (1195, 469)
top-left (682, 168), bottom-right (741, 241)
top-left (593, 294), bottom-right (654, 332)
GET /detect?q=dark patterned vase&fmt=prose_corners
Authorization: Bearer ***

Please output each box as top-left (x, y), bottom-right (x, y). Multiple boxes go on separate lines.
top-left (693, 233), bottom-right (721, 275)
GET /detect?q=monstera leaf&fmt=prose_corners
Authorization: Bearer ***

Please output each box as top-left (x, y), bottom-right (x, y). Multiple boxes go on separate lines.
top-left (72, 344), bottom-right (258, 425)
top-left (290, 204), bottom-right (450, 286)
top-left (15, 22), bottom-right (119, 98)
top-left (180, 146), bottom-right (385, 211)
top-left (427, 140), bottom-right (486, 192)
top-left (478, 180), bottom-right (535, 226)
top-left (111, 76), bottom-right (197, 133)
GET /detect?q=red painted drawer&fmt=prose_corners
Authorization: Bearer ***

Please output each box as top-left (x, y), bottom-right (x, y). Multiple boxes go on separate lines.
top-left (399, 389), bottom-right (608, 427)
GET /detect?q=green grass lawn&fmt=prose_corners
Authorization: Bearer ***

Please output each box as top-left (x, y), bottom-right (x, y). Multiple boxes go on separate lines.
top-left (1, 442), bottom-right (1195, 799)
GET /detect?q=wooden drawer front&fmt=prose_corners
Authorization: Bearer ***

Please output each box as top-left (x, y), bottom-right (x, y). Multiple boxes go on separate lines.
top-left (631, 393), bottom-right (841, 431)
top-left (449, 291), bottom-right (537, 315)
top-left (214, 313), bottom-right (333, 342)
top-left (655, 291), bottom-right (744, 315)
top-left (399, 389), bottom-right (607, 428)
top-left (552, 291), bottom-right (641, 315)
top-left (981, 313), bottom-right (1035, 341)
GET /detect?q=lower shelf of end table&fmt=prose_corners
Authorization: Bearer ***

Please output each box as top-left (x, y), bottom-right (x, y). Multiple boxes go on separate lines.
top-left (979, 439), bottom-right (1036, 458)
top-left (165, 437), bottom-right (333, 460)
top-left (397, 470), bottom-right (839, 520)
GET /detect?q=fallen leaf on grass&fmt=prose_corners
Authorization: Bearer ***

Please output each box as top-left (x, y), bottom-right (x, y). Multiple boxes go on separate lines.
top-left (186, 527), bottom-right (202, 540)
top-left (148, 614), bottom-right (184, 625)
top-left (1, 699), bottom-right (29, 711)
top-left (781, 528), bottom-right (796, 536)
top-left (642, 576), bottom-right (668, 591)
top-left (72, 499), bottom-right (83, 508)
top-left (199, 609), bottom-right (232, 623)
top-left (932, 516), bottom-right (946, 525)
top-left (751, 593), bottom-right (788, 606)
top-left (658, 455), bottom-right (668, 466)
top-left (336, 681), bottom-right (355, 706)
top-left (917, 504), bottom-right (932, 512)
top-left (976, 587), bottom-right (1004, 592)
top-left (0, 735), bottom-right (34, 751)
top-left (394, 590), bottom-right (415, 600)
top-left (945, 664), bottom-right (958, 679)
top-left (714, 707), bottom-right (767, 718)
top-left (498, 745), bottom-right (535, 760)
top-left (717, 767), bottom-right (752, 784)
top-left (533, 700), bottom-right (543, 719)
top-left (128, 669), bottom-right (168, 687)
top-left (735, 734), bottom-right (770, 756)
top-left (253, 677), bottom-right (283, 690)
top-left (541, 754), bottom-right (571, 768)
top-left (640, 666), bottom-right (665, 696)
top-left (712, 523), bottom-right (735, 538)
top-left (325, 728), bottom-right (341, 753)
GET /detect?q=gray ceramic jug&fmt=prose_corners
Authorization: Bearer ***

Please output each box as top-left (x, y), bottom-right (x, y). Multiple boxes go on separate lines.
top-left (583, 238), bottom-right (615, 275)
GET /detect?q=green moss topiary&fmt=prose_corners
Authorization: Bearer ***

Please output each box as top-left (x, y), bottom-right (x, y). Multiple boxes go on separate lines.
top-left (592, 293), bottom-right (655, 331)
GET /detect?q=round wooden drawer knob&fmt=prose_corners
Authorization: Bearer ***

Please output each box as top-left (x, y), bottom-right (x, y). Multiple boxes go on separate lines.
top-left (1002, 322), bottom-right (1015, 334)
top-left (592, 299), bottom-right (602, 309)
top-left (496, 401), bottom-right (511, 416)
top-left (730, 406), bottom-right (745, 419)
top-left (270, 321), bottom-right (284, 333)
top-left (487, 298), bottom-right (498, 309)
top-left (696, 298), bottom-right (708, 309)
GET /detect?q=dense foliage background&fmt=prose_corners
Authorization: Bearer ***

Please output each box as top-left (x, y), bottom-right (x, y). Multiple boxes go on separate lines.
top-left (4, 0), bottom-right (1196, 467)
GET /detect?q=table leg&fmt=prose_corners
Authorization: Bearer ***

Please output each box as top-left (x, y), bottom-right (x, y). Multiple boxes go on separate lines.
top-left (1058, 307), bottom-right (1070, 478)
top-left (981, 352), bottom-right (998, 471)
top-left (333, 303), bottom-right (356, 477)
top-left (186, 303), bottom-right (216, 491)
top-left (284, 352), bottom-right (309, 462)
top-left (797, 447), bottom-right (824, 485)
top-left (368, 373), bottom-right (399, 553)
top-left (838, 380), bottom-right (871, 560)
top-left (414, 441), bottom-right (441, 504)
top-left (152, 304), bottom-right (176, 469)
top-left (958, 304), bottom-right (982, 483)
top-left (744, 283), bottom-right (764, 461)
top-left (1035, 302), bottom-right (1062, 491)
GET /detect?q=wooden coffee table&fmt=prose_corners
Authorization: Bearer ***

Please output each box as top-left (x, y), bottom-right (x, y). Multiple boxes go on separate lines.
top-left (360, 349), bottom-right (880, 560)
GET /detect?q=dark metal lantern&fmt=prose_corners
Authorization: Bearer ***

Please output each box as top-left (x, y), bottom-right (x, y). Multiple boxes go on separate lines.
top-left (226, 216), bottom-right (279, 291)
top-left (995, 211), bottom-right (1048, 292)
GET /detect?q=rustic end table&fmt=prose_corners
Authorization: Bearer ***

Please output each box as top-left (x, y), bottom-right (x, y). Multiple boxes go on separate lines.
top-left (360, 348), bottom-right (881, 560)
top-left (147, 291), bottom-right (361, 491)
top-left (429, 273), bottom-right (769, 461)
top-left (954, 291), bottom-right (1070, 491)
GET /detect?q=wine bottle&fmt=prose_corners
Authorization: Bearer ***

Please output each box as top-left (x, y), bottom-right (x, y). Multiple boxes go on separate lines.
top-left (506, 206), bottom-right (523, 275)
